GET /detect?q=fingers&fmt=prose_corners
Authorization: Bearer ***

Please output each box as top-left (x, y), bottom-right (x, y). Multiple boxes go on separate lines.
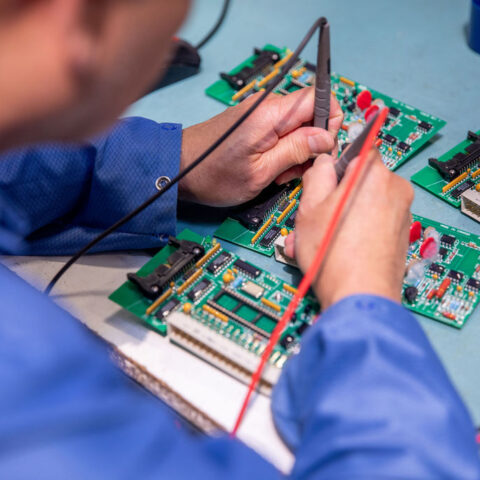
top-left (268, 87), bottom-right (317, 137)
top-left (301, 154), bottom-right (338, 205)
top-left (262, 126), bottom-right (334, 180)
top-left (328, 94), bottom-right (344, 138)
top-left (284, 232), bottom-right (295, 258)
top-left (274, 159), bottom-right (313, 185)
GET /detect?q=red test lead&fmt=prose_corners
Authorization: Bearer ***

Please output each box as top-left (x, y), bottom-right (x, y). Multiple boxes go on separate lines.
top-left (231, 107), bottom-right (389, 436)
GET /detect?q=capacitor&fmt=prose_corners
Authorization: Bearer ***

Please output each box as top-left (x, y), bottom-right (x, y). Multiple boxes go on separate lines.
top-left (409, 221), bottom-right (422, 243)
top-left (364, 104), bottom-right (379, 123)
top-left (404, 259), bottom-right (426, 286)
top-left (420, 236), bottom-right (439, 259)
top-left (356, 90), bottom-right (372, 110)
top-left (372, 98), bottom-right (386, 109)
top-left (223, 272), bottom-right (234, 284)
top-left (347, 122), bottom-right (365, 142)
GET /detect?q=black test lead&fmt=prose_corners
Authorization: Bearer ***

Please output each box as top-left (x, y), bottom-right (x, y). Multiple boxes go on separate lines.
top-left (314, 18), bottom-right (331, 130)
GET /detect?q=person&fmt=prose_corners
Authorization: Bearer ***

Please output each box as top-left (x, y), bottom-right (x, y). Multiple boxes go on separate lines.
top-left (0, 1), bottom-right (478, 478)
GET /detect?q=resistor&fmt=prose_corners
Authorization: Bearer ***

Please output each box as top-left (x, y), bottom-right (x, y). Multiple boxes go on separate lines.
top-left (251, 215), bottom-right (274, 244)
top-left (288, 182), bottom-right (303, 200)
top-left (427, 289), bottom-right (437, 300)
top-left (436, 278), bottom-right (451, 299)
top-left (277, 199), bottom-right (296, 224)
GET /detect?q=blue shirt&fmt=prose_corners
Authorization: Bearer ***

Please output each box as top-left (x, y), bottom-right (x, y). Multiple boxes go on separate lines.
top-left (0, 117), bottom-right (479, 479)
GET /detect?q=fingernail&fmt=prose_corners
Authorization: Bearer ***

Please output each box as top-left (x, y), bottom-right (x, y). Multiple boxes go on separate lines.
top-left (308, 132), bottom-right (333, 154)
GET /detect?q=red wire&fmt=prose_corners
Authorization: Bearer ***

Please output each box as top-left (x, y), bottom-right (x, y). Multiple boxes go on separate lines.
top-left (231, 107), bottom-right (389, 436)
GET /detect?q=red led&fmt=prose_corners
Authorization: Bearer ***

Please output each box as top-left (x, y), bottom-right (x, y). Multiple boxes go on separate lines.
top-left (364, 104), bottom-right (379, 123)
top-left (409, 221), bottom-right (422, 243)
top-left (356, 90), bottom-right (372, 110)
top-left (420, 236), bottom-right (437, 259)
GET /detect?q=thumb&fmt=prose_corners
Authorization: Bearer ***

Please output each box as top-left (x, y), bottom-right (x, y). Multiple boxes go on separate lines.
top-left (261, 127), bottom-right (334, 181)
top-left (302, 154), bottom-right (338, 205)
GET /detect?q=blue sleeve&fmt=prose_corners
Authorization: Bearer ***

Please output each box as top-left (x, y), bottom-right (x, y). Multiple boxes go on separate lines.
top-left (2, 261), bottom-right (479, 479)
top-left (0, 117), bottom-right (181, 255)
top-left (0, 264), bottom-right (279, 480)
top-left (272, 295), bottom-right (480, 479)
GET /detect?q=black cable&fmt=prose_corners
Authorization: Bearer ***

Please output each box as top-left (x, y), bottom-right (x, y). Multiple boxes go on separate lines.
top-left (195, 0), bottom-right (231, 50)
top-left (44, 17), bottom-right (326, 295)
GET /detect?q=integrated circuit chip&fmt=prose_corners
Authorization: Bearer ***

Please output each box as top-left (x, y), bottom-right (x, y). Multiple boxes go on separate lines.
top-left (429, 263), bottom-right (445, 275)
top-left (155, 298), bottom-right (180, 319)
top-left (285, 210), bottom-right (297, 228)
top-left (448, 270), bottom-right (464, 282)
top-left (296, 322), bottom-right (310, 335)
top-left (441, 234), bottom-right (455, 246)
top-left (466, 278), bottom-right (480, 290)
top-left (187, 279), bottom-right (211, 301)
top-left (260, 226), bottom-right (281, 247)
top-left (207, 251), bottom-right (232, 274)
top-left (418, 120), bottom-right (432, 131)
top-left (389, 106), bottom-right (400, 117)
top-left (383, 134), bottom-right (397, 145)
top-left (397, 141), bottom-right (410, 153)
top-left (450, 180), bottom-right (474, 199)
top-left (234, 259), bottom-right (261, 278)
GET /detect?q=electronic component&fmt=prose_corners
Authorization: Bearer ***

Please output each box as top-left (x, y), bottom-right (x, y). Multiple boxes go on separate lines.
top-left (127, 238), bottom-right (205, 299)
top-left (187, 279), bottom-right (211, 301)
top-left (448, 270), bottom-right (464, 282)
top-left (412, 130), bottom-right (480, 222)
top-left (461, 188), bottom-right (480, 222)
top-left (451, 180), bottom-right (474, 199)
top-left (356, 89), bottom-right (372, 110)
top-left (418, 120), bottom-right (433, 131)
top-left (296, 322), bottom-right (310, 335)
top-left (285, 210), bottom-right (297, 229)
top-left (409, 220), bottom-right (422, 243)
top-left (110, 230), bottom-right (319, 391)
top-left (429, 131), bottom-right (480, 180)
top-left (220, 47), bottom-right (280, 90)
top-left (206, 44), bottom-right (445, 171)
top-left (383, 133), bottom-right (397, 145)
top-left (429, 263), bottom-right (445, 275)
top-left (240, 280), bottom-right (264, 299)
top-left (280, 334), bottom-right (295, 349)
top-left (215, 180), bottom-right (302, 256)
top-left (441, 234), bottom-right (455, 246)
top-left (155, 298), bottom-right (180, 319)
top-left (207, 251), bottom-right (232, 274)
top-left (389, 106), bottom-right (401, 117)
top-left (233, 259), bottom-right (261, 278)
top-left (439, 247), bottom-right (448, 259)
top-left (231, 183), bottom-right (290, 231)
top-left (404, 286), bottom-right (418, 303)
top-left (397, 141), bottom-right (410, 153)
top-left (260, 225), bottom-right (281, 247)
top-left (467, 278), bottom-right (480, 290)
top-left (274, 235), bottom-right (298, 268)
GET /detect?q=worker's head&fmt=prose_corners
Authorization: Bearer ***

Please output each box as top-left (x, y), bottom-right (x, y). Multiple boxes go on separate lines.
top-left (0, 0), bottom-right (190, 150)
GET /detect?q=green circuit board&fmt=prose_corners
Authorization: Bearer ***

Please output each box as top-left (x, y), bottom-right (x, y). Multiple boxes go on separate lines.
top-left (403, 215), bottom-right (480, 328)
top-left (206, 44), bottom-right (446, 171)
top-left (109, 229), bottom-right (318, 374)
top-left (215, 180), bottom-right (301, 256)
top-left (411, 130), bottom-right (480, 222)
